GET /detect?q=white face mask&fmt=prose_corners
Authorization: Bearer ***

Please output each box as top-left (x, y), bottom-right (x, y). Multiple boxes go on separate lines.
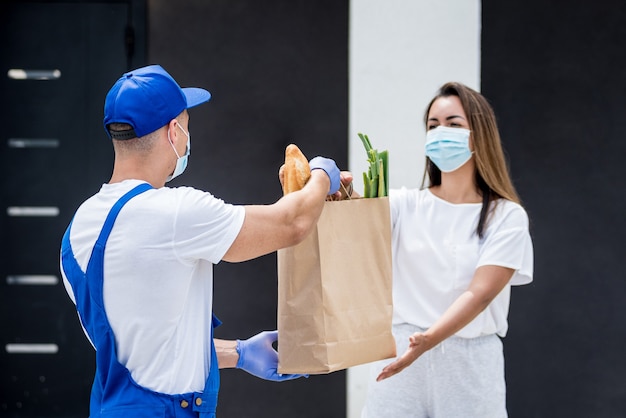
top-left (425, 126), bottom-right (472, 172)
top-left (166, 122), bottom-right (190, 182)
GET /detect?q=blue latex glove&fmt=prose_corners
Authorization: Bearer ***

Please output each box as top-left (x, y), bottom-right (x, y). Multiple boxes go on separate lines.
top-left (236, 330), bottom-right (307, 381)
top-left (309, 156), bottom-right (341, 195)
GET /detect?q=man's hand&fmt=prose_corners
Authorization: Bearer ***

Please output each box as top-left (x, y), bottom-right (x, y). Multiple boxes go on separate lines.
top-left (309, 156), bottom-right (340, 195)
top-left (236, 330), bottom-right (307, 382)
top-left (328, 171), bottom-right (355, 201)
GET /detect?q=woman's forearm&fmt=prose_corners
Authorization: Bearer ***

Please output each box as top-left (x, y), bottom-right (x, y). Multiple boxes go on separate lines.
top-left (419, 265), bottom-right (514, 348)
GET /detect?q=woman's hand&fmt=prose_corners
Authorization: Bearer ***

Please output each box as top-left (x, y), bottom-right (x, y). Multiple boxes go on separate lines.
top-left (376, 332), bottom-right (430, 381)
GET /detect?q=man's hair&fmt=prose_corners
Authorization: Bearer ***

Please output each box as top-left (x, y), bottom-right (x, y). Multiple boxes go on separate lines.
top-left (109, 123), bottom-right (159, 153)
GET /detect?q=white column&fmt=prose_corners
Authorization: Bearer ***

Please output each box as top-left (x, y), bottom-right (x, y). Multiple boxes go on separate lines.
top-left (347, 1), bottom-right (481, 416)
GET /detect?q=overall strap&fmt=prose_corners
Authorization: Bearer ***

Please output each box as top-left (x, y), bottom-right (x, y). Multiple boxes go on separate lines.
top-left (95, 183), bottom-right (154, 248)
top-left (85, 183), bottom-right (153, 309)
top-left (193, 315), bottom-right (222, 417)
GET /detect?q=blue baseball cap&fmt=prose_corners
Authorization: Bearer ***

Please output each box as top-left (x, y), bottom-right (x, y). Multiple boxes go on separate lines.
top-left (103, 65), bottom-right (211, 139)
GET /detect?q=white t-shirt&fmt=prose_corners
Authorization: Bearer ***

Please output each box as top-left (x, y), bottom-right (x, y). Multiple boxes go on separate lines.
top-left (60, 179), bottom-right (245, 394)
top-left (389, 187), bottom-right (533, 338)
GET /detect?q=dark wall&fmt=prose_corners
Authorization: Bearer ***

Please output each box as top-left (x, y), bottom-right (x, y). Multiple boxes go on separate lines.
top-left (7, 1), bottom-right (622, 416)
top-left (147, 1), bottom-right (349, 416)
top-left (482, 1), bottom-right (626, 417)
top-left (2, 1), bottom-right (347, 416)
top-left (0, 1), bottom-right (146, 416)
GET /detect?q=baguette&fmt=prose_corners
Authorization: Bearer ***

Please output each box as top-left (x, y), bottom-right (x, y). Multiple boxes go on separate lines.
top-left (282, 144), bottom-right (311, 195)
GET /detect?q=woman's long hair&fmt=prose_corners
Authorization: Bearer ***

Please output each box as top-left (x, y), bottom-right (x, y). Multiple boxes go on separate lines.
top-left (421, 82), bottom-right (520, 238)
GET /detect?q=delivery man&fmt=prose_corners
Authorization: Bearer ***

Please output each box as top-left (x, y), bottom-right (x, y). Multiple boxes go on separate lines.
top-left (60, 64), bottom-right (344, 417)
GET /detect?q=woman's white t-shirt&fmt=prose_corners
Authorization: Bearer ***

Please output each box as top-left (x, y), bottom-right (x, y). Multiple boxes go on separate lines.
top-left (389, 187), bottom-right (533, 338)
top-left (60, 180), bottom-right (245, 394)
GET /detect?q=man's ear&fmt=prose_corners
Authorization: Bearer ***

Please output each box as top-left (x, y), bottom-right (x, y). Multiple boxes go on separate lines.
top-left (166, 119), bottom-right (179, 144)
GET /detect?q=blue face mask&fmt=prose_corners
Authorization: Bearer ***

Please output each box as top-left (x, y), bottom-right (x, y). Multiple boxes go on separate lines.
top-left (425, 126), bottom-right (472, 173)
top-left (166, 122), bottom-right (190, 182)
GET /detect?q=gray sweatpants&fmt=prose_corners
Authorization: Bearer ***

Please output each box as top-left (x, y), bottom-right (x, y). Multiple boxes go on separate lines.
top-left (362, 323), bottom-right (507, 418)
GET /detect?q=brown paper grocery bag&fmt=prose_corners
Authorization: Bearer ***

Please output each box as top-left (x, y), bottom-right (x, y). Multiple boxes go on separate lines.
top-left (277, 197), bottom-right (396, 374)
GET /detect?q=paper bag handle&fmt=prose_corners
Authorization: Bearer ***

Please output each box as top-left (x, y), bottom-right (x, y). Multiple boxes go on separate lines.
top-left (327, 182), bottom-right (353, 201)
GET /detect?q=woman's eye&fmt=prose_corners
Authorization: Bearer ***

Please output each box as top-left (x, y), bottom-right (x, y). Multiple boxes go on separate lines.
top-left (427, 125), bottom-right (438, 130)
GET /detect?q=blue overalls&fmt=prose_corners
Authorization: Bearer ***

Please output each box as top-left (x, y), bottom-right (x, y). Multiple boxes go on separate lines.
top-left (61, 183), bottom-right (221, 418)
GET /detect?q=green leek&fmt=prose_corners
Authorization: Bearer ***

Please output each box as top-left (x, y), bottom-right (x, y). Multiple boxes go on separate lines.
top-left (358, 133), bottom-right (388, 198)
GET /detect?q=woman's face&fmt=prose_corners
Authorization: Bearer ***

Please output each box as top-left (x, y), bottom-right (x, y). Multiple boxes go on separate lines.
top-left (426, 95), bottom-right (473, 151)
top-left (426, 95), bottom-right (469, 131)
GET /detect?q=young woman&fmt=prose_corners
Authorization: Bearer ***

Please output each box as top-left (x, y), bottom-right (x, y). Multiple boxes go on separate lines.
top-left (362, 82), bottom-right (533, 417)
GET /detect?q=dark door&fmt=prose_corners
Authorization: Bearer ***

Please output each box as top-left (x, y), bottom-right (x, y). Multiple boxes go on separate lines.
top-left (482, 1), bottom-right (626, 416)
top-left (0, 1), bottom-right (145, 416)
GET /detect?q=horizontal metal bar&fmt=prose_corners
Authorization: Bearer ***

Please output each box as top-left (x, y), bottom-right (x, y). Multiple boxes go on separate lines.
top-left (5, 344), bottom-right (59, 354)
top-left (6, 207), bottom-right (59, 217)
top-left (7, 69), bottom-right (61, 80)
top-left (8, 138), bottom-right (60, 148)
top-left (6, 275), bottom-right (59, 285)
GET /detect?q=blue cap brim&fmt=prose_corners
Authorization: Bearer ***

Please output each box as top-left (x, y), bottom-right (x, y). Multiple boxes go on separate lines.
top-left (183, 87), bottom-right (211, 109)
